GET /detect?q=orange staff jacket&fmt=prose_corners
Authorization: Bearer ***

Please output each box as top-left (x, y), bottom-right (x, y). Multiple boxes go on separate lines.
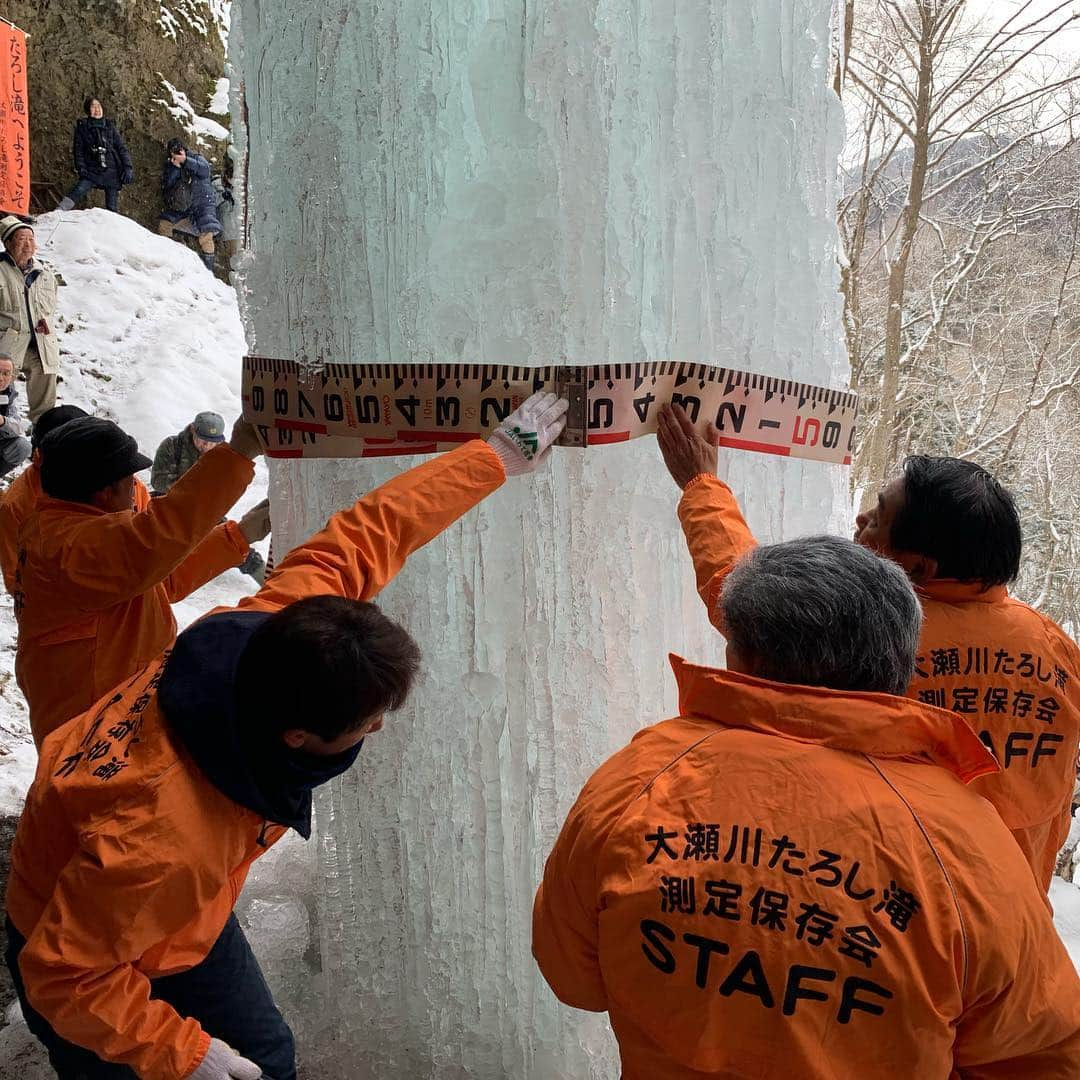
top-left (677, 473), bottom-right (1080, 890)
top-left (533, 657), bottom-right (1080, 1079)
top-left (6, 441), bottom-right (506, 1080)
top-left (0, 465), bottom-right (152, 593)
top-left (12, 444), bottom-right (254, 746)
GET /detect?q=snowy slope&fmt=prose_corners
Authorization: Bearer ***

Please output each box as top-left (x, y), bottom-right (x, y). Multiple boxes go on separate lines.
top-left (0, 208), bottom-right (267, 810)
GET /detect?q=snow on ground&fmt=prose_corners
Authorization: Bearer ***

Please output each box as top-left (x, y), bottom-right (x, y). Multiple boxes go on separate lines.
top-left (0, 207), bottom-right (265, 814)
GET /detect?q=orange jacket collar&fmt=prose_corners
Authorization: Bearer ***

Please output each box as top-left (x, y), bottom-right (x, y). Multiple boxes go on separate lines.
top-left (917, 579), bottom-right (1008, 604)
top-left (34, 495), bottom-right (110, 518)
top-left (669, 655), bottom-right (999, 785)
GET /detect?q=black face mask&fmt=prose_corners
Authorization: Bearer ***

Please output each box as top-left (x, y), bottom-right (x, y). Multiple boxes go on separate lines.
top-left (158, 610), bottom-right (370, 839)
top-left (239, 721), bottom-right (366, 837)
top-left (276, 741), bottom-right (366, 794)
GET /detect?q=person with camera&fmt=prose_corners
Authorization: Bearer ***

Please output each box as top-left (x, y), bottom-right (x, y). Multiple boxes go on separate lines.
top-left (158, 138), bottom-right (222, 273)
top-left (57, 97), bottom-right (134, 214)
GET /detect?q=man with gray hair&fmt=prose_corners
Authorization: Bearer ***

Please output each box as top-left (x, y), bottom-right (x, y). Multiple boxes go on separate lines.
top-left (657, 403), bottom-right (1079, 892)
top-left (534, 524), bottom-right (1080, 1075)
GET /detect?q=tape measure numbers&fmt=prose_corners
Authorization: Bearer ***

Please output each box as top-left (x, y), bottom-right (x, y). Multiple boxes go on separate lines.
top-left (242, 358), bottom-right (857, 466)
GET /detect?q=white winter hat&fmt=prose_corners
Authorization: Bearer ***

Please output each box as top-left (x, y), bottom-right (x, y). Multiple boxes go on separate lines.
top-left (0, 215), bottom-right (32, 246)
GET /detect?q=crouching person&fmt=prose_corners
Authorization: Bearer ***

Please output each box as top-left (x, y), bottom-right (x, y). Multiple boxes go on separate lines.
top-left (533, 535), bottom-right (1080, 1078)
top-left (0, 353), bottom-right (30, 477)
top-left (5, 393), bottom-right (568, 1079)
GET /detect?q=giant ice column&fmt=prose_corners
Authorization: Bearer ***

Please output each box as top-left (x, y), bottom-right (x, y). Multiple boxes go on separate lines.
top-left (231, 3), bottom-right (847, 1076)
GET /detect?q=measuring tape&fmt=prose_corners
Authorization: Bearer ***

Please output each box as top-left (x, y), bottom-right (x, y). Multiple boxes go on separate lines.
top-left (242, 358), bottom-right (858, 466)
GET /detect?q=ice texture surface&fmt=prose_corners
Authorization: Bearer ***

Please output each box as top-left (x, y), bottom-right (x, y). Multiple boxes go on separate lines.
top-left (231, 2), bottom-right (847, 1075)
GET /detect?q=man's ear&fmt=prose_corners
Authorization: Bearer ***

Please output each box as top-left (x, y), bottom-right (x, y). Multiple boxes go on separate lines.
top-left (894, 550), bottom-right (938, 585)
top-left (281, 729), bottom-right (307, 750)
top-left (725, 640), bottom-right (759, 677)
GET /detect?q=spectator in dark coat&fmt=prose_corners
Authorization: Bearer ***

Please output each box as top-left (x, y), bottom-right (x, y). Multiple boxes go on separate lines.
top-left (158, 139), bottom-right (222, 272)
top-left (57, 98), bottom-right (134, 214)
top-left (0, 353), bottom-right (31, 478)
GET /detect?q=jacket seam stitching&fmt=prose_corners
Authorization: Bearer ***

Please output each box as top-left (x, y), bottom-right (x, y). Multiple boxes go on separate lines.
top-left (633, 727), bottom-right (728, 798)
top-left (864, 754), bottom-right (970, 990)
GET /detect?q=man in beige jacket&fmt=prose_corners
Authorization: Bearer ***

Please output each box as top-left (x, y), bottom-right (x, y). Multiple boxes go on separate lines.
top-left (0, 215), bottom-right (60, 421)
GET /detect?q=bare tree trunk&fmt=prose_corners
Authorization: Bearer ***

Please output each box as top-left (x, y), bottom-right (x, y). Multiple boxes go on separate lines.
top-left (858, 14), bottom-right (934, 489)
top-left (834, 0), bottom-right (856, 94)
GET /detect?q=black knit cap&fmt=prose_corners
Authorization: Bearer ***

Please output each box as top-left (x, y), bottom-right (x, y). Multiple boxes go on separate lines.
top-left (39, 417), bottom-right (152, 502)
top-left (31, 404), bottom-right (88, 451)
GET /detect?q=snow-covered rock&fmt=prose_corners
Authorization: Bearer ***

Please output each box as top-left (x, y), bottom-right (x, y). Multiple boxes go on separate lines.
top-left (155, 76), bottom-right (230, 148)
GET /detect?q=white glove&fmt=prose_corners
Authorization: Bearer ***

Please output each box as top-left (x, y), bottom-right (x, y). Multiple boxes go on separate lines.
top-left (487, 391), bottom-right (569, 476)
top-left (186, 1038), bottom-right (262, 1080)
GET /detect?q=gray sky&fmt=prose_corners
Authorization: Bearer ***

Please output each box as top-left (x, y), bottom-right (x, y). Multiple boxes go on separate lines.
top-left (983, 0), bottom-right (1080, 56)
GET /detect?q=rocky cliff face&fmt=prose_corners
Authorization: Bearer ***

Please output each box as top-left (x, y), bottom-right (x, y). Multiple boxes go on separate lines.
top-left (6, 0), bottom-right (229, 228)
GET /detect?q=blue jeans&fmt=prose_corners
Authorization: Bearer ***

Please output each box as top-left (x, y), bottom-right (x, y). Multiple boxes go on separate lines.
top-left (65, 177), bottom-right (119, 212)
top-left (5, 913), bottom-right (296, 1079)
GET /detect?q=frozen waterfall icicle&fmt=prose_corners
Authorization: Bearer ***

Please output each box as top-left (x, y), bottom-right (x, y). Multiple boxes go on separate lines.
top-left (231, 1), bottom-right (847, 1075)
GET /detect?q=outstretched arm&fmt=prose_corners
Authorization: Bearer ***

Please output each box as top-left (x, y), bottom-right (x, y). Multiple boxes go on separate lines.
top-left (162, 522), bottom-right (248, 601)
top-left (240, 392), bottom-right (569, 614)
top-left (53, 421), bottom-right (261, 609)
top-left (658, 404), bottom-right (757, 632)
top-left (239, 442), bottom-right (505, 613)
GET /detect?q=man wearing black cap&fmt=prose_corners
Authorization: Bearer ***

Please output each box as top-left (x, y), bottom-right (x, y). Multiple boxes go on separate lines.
top-left (0, 215), bottom-right (61, 421)
top-left (152, 411), bottom-right (267, 584)
top-left (12, 415), bottom-right (270, 746)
